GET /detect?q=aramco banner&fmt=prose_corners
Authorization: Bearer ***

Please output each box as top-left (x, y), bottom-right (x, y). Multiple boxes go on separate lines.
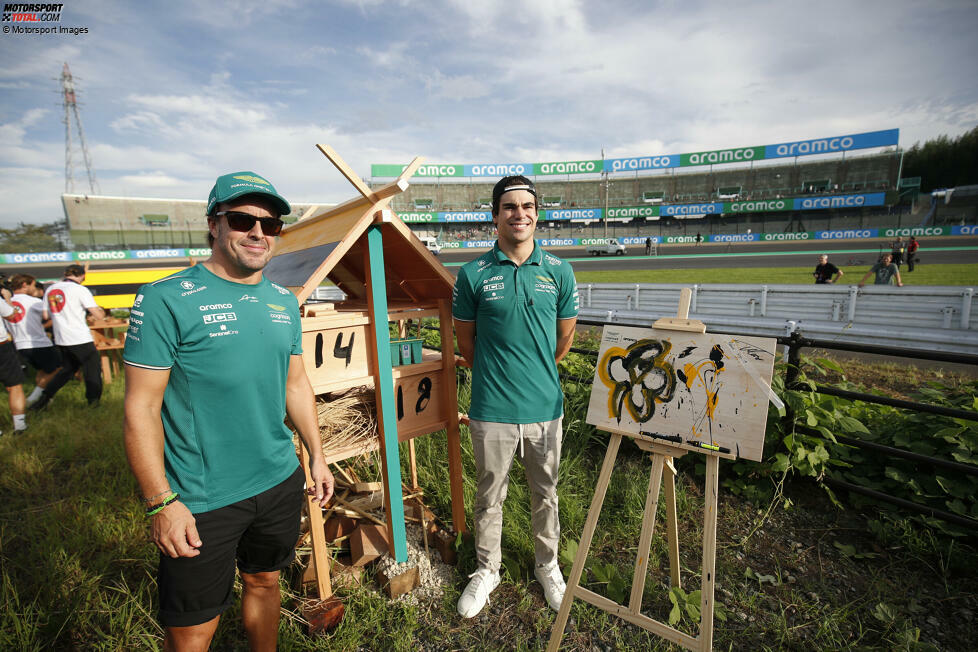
top-left (394, 192), bottom-right (887, 223)
top-left (372, 129), bottom-right (899, 177)
top-left (4, 225), bottom-right (974, 265)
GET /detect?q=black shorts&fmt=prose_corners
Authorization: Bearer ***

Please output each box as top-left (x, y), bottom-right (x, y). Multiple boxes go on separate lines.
top-left (0, 342), bottom-right (25, 387)
top-left (17, 346), bottom-right (62, 374)
top-left (157, 465), bottom-right (305, 627)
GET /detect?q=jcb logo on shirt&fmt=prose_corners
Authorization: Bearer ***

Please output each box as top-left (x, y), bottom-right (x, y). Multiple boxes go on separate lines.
top-left (202, 312), bottom-right (237, 324)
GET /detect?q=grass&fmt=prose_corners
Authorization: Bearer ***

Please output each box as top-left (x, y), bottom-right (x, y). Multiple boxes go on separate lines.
top-left (575, 263), bottom-right (978, 286)
top-left (1, 346), bottom-right (975, 650)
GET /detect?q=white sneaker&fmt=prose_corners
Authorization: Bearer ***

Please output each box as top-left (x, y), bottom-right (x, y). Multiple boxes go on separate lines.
top-left (535, 561), bottom-right (566, 611)
top-left (456, 567), bottom-right (500, 618)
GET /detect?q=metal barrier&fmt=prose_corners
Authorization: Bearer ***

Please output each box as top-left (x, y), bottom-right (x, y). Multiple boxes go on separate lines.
top-left (425, 310), bottom-right (978, 528)
top-left (571, 321), bottom-right (978, 529)
top-left (780, 331), bottom-right (978, 530)
top-left (577, 283), bottom-right (978, 355)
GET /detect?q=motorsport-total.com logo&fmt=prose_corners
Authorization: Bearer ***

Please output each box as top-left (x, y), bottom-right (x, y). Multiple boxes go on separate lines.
top-left (2, 3), bottom-right (63, 21)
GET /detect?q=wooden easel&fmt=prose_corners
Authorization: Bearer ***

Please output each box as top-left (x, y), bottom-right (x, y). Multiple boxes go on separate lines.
top-left (548, 288), bottom-right (723, 651)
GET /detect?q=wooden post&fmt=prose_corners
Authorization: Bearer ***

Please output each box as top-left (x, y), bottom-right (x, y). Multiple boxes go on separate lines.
top-left (364, 223), bottom-right (408, 563)
top-left (628, 451), bottom-right (666, 612)
top-left (439, 298), bottom-right (467, 533)
top-left (547, 433), bottom-right (623, 652)
top-left (698, 454), bottom-right (720, 650)
top-left (664, 458), bottom-right (682, 589)
top-left (300, 445), bottom-right (332, 599)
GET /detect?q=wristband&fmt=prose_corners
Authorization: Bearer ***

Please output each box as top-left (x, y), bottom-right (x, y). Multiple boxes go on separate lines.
top-left (146, 492), bottom-right (179, 517)
top-left (142, 489), bottom-right (172, 504)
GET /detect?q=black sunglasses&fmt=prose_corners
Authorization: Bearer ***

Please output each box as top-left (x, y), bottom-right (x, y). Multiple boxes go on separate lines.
top-left (214, 211), bottom-right (284, 236)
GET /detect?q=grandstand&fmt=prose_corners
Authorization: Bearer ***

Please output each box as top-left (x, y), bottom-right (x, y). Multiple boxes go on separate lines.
top-left (59, 129), bottom-right (975, 249)
top-left (379, 151), bottom-right (914, 240)
top-left (62, 194), bottom-right (318, 249)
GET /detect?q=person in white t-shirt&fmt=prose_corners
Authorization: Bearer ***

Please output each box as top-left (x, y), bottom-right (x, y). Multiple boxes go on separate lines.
top-left (31, 265), bottom-right (105, 410)
top-left (6, 274), bottom-right (62, 407)
top-left (1, 286), bottom-right (28, 433)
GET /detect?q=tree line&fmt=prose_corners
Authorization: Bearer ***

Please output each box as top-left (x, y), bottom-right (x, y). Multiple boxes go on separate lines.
top-left (902, 124), bottom-right (978, 192)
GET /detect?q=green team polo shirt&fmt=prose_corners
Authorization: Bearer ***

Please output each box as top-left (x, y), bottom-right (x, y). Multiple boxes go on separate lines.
top-left (123, 264), bottom-right (302, 513)
top-left (452, 242), bottom-right (578, 424)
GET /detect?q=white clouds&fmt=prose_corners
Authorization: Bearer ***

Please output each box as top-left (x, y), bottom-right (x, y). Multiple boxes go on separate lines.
top-left (0, 1), bottom-right (975, 229)
top-left (0, 109), bottom-right (60, 169)
top-left (115, 171), bottom-right (184, 188)
top-left (121, 94), bottom-right (270, 130)
top-left (355, 41), bottom-right (414, 69)
top-left (423, 71), bottom-right (488, 100)
top-left (0, 43), bottom-right (81, 80)
top-left (109, 111), bottom-right (169, 135)
top-left (0, 166), bottom-right (65, 223)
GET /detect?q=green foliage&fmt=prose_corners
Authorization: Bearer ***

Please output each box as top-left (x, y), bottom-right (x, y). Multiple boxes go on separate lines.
top-left (589, 561), bottom-right (628, 604)
top-left (667, 586), bottom-right (701, 625)
top-left (902, 125), bottom-right (978, 192)
top-left (556, 333), bottom-right (978, 536)
top-left (0, 222), bottom-right (63, 253)
top-left (831, 379), bottom-right (978, 535)
top-left (3, 319), bottom-right (974, 649)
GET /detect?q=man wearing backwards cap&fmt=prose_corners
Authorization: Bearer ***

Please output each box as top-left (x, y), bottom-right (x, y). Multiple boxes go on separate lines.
top-left (452, 175), bottom-right (579, 618)
top-left (123, 171), bottom-right (334, 649)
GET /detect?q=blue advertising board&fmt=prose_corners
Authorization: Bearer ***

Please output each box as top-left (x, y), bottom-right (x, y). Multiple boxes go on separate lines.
top-left (765, 129), bottom-right (899, 159)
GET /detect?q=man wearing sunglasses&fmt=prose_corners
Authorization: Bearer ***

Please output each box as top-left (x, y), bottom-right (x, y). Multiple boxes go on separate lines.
top-left (123, 171), bottom-right (334, 650)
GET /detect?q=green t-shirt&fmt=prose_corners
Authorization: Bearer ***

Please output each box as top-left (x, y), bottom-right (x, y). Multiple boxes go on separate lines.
top-left (123, 264), bottom-right (302, 513)
top-left (872, 262), bottom-right (899, 285)
top-left (452, 243), bottom-right (578, 423)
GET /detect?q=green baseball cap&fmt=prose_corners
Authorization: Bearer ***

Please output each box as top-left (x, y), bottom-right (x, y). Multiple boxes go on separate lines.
top-left (206, 171), bottom-right (291, 217)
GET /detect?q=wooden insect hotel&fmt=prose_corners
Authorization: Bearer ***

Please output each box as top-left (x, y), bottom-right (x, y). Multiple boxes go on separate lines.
top-left (262, 145), bottom-right (466, 601)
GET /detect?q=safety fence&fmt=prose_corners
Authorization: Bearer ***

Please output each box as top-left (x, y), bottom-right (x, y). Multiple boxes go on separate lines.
top-left (315, 284), bottom-right (978, 528)
top-left (576, 283), bottom-right (978, 355)
top-left (404, 309), bottom-right (978, 530)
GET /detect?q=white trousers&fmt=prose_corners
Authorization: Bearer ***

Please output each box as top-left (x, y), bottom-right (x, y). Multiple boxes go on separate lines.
top-left (469, 417), bottom-right (562, 572)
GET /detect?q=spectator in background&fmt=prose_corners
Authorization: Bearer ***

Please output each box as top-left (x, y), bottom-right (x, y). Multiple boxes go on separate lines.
top-left (695, 232), bottom-right (703, 246)
top-left (890, 236), bottom-right (905, 266)
top-left (6, 274), bottom-right (61, 407)
top-left (31, 264), bottom-right (105, 411)
top-left (907, 236), bottom-right (920, 272)
top-left (858, 253), bottom-right (903, 287)
top-left (1, 287), bottom-right (28, 434)
top-left (813, 254), bottom-right (843, 284)
top-left (644, 236), bottom-right (652, 255)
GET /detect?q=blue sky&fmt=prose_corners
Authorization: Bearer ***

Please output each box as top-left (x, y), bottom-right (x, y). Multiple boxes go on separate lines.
top-left (0, 0), bottom-right (976, 228)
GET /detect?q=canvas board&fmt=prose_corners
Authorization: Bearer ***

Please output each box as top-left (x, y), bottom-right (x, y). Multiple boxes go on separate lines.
top-left (585, 325), bottom-right (777, 461)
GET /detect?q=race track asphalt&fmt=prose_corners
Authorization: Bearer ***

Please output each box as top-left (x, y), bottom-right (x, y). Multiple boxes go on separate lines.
top-left (3, 236), bottom-right (976, 280)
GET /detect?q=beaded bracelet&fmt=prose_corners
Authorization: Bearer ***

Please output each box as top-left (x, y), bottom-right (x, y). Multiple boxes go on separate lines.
top-left (142, 489), bottom-right (173, 504)
top-left (146, 492), bottom-right (179, 517)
